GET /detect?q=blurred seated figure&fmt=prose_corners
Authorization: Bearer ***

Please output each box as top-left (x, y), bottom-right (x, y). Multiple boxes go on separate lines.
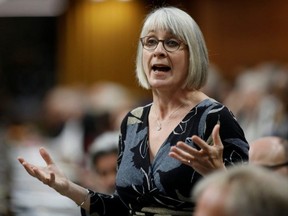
top-left (249, 136), bottom-right (288, 176)
top-left (81, 131), bottom-right (119, 194)
top-left (40, 85), bottom-right (86, 172)
top-left (7, 85), bottom-right (87, 216)
top-left (82, 81), bottom-right (139, 153)
top-left (8, 142), bottom-right (80, 216)
top-left (268, 66), bottom-right (288, 139)
top-left (224, 63), bottom-right (288, 142)
top-left (192, 165), bottom-right (288, 216)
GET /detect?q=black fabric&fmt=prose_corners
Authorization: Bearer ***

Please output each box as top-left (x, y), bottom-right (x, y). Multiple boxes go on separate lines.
top-left (83, 99), bottom-right (249, 216)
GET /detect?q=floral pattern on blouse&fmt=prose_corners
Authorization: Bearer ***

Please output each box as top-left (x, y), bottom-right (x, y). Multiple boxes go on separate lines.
top-left (83, 99), bottom-right (249, 216)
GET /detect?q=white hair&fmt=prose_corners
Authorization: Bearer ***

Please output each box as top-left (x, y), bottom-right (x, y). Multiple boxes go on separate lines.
top-left (135, 6), bottom-right (209, 90)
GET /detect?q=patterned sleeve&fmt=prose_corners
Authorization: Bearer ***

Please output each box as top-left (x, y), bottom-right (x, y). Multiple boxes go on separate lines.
top-left (80, 192), bottom-right (129, 216)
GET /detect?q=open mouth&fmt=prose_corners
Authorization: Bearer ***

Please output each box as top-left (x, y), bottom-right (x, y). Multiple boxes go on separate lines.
top-left (152, 65), bottom-right (171, 72)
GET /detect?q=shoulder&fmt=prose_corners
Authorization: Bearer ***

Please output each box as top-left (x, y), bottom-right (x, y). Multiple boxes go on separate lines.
top-left (199, 98), bottom-right (241, 128)
top-left (120, 103), bottom-right (152, 128)
top-left (199, 98), bottom-right (232, 116)
top-left (130, 103), bottom-right (151, 118)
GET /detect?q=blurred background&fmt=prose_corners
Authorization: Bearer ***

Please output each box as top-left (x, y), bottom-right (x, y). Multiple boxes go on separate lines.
top-left (0, 0), bottom-right (287, 215)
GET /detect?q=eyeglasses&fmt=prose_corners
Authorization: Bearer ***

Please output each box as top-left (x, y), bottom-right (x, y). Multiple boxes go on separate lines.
top-left (262, 161), bottom-right (288, 170)
top-left (140, 36), bottom-right (185, 52)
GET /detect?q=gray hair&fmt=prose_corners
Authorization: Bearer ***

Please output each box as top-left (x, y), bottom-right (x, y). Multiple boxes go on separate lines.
top-left (136, 6), bottom-right (209, 90)
top-left (192, 165), bottom-right (288, 216)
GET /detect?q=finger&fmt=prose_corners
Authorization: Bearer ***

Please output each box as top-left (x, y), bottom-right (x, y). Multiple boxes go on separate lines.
top-left (18, 159), bottom-right (37, 177)
top-left (175, 141), bottom-right (201, 156)
top-left (191, 135), bottom-right (211, 151)
top-left (18, 157), bottom-right (25, 164)
top-left (50, 172), bottom-right (56, 183)
top-left (212, 124), bottom-right (223, 149)
top-left (33, 166), bottom-right (50, 183)
top-left (169, 151), bottom-right (195, 167)
top-left (39, 147), bottom-right (55, 166)
top-left (45, 172), bottom-right (56, 187)
top-left (169, 151), bottom-right (187, 164)
top-left (169, 146), bottom-right (195, 162)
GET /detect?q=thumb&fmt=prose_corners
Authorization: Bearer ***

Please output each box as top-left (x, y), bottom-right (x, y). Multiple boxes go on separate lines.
top-left (39, 147), bottom-right (55, 166)
top-left (212, 124), bottom-right (222, 148)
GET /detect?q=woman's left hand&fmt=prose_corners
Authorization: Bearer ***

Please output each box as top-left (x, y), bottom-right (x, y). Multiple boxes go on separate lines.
top-left (169, 124), bottom-right (226, 176)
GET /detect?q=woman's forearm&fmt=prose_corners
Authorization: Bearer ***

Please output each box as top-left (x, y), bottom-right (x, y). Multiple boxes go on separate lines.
top-left (62, 180), bottom-right (91, 212)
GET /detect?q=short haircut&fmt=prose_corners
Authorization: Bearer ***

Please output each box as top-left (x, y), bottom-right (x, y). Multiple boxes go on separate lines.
top-left (89, 131), bottom-right (119, 167)
top-left (192, 165), bottom-right (288, 216)
top-left (136, 6), bottom-right (209, 90)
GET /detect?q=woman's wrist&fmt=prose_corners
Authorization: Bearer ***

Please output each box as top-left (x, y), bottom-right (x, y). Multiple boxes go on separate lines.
top-left (76, 189), bottom-right (91, 207)
top-left (62, 181), bottom-right (91, 211)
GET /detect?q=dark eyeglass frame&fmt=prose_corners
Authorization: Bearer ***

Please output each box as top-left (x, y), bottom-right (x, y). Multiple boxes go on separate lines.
top-left (140, 36), bottom-right (186, 53)
top-left (262, 161), bottom-right (288, 170)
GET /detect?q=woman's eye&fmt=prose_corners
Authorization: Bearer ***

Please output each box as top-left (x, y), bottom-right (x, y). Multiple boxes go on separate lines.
top-left (165, 39), bottom-right (179, 47)
top-left (146, 38), bottom-right (158, 46)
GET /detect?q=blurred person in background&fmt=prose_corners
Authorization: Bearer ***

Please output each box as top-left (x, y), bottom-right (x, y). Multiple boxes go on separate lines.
top-left (6, 85), bottom-right (86, 216)
top-left (267, 65), bottom-right (288, 139)
top-left (7, 82), bottom-right (136, 215)
top-left (17, 6), bottom-right (248, 216)
top-left (82, 81), bottom-right (138, 154)
top-left (80, 131), bottom-right (119, 195)
top-left (192, 165), bottom-right (288, 216)
top-left (249, 136), bottom-right (288, 176)
top-left (39, 85), bottom-right (86, 179)
top-left (224, 62), bottom-right (288, 142)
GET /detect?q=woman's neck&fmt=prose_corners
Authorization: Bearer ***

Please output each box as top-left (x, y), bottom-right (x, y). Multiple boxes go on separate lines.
top-left (152, 90), bottom-right (209, 119)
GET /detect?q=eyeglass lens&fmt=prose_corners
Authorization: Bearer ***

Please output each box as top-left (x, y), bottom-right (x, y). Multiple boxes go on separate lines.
top-left (141, 36), bottom-right (182, 52)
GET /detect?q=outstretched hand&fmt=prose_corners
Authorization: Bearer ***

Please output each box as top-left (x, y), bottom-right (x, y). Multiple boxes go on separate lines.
top-left (18, 147), bottom-right (69, 195)
top-left (169, 124), bottom-right (225, 176)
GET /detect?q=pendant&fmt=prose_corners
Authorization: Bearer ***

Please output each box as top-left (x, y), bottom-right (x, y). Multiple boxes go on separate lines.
top-left (156, 125), bottom-right (162, 131)
top-left (156, 120), bottom-right (162, 131)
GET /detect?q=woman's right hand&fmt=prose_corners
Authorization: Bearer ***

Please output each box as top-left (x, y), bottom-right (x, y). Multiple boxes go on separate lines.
top-left (18, 147), bottom-right (70, 196)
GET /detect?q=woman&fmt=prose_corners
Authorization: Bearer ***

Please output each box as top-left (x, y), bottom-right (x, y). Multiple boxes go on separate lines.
top-left (18, 6), bottom-right (249, 216)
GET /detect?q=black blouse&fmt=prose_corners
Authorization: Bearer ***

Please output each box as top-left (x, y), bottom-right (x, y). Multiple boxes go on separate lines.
top-left (82, 99), bottom-right (249, 216)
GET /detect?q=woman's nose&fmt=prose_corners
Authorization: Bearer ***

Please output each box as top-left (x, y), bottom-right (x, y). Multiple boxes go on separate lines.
top-left (153, 41), bottom-right (167, 56)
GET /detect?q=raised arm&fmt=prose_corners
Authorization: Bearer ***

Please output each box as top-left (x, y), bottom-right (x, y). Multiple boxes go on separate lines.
top-left (18, 147), bottom-right (91, 212)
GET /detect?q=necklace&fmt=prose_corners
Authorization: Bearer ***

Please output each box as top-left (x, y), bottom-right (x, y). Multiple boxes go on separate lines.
top-left (154, 103), bottom-right (185, 131)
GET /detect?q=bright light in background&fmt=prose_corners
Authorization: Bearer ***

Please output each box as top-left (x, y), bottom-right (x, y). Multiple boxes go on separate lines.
top-left (0, 0), bottom-right (69, 17)
top-left (87, 0), bottom-right (138, 35)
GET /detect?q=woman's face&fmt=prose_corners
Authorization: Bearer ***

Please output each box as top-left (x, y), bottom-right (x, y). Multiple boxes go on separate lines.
top-left (142, 30), bottom-right (189, 91)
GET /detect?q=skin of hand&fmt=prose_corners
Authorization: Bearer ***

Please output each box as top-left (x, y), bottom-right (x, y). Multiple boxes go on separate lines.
top-left (18, 147), bottom-right (91, 211)
top-left (17, 147), bottom-right (69, 195)
top-left (169, 124), bottom-right (226, 176)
